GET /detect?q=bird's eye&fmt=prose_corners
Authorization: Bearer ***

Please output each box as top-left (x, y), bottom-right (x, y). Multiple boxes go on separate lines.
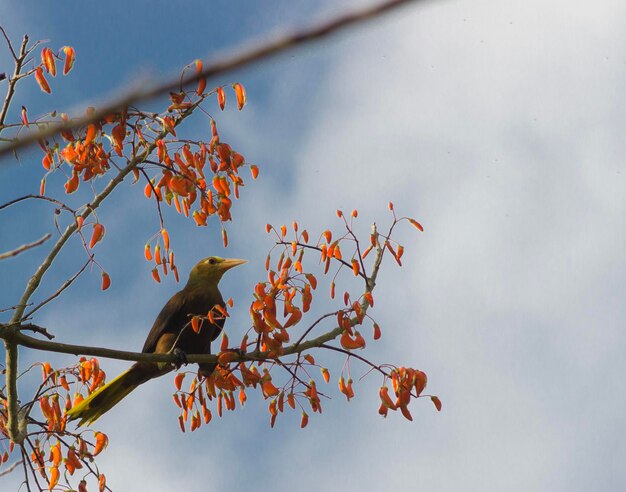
top-left (209, 258), bottom-right (216, 265)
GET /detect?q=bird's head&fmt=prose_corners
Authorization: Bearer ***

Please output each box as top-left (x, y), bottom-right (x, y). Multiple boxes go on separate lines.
top-left (188, 256), bottom-right (247, 286)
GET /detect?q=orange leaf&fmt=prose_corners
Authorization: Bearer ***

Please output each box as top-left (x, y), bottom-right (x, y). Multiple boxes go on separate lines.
top-left (64, 172), bottom-right (79, 194)
top-left (21, 106), bottom-right (29, 127)
top-left (380, 386), bottom-right (397, 410)
top-left (250, 164), bottom-right (259, 179)
top-left (351, 259), bottom-right (360, 276)
top-left (50, 442), bottom-right (62, 466)
top-left (99, 473), bottom-right (107, 492)
top-left (93, 432), bottom-right (109, 456)
top-left (161, 228), bottom-right (170, 250)
top-left (191, 316), bottom-right (202, 333)
top-left (216, 86), bottom-right (226, 110)
top-left (321, 367), bottom-right (330, 383)
top-left (152, 268), bottom-right (161, 283)
top-left (62, 46), bottom-right (76, 75)
top-left (84, 123), bottom-right (97, 145)
top-left (232, 82), bottom-right (246, 110)
top-left (305, 273), bottom-right (317, 290)
top-left (174, 373), bottom-right (185, 391)
top-left (261, 378), bottom-right (279, 398)
top-left (195, 60), bottom-right (206, 95)
top-left (400, 404), bottom-right (413, 421)
top-left (408, 218), bottom-right (424, 231)
top-left (35, 67), bottom-right (51, 94)
top-left (300, 411), bottom-right (309, 428)
top-left (284, 309), bottom-right (302, 328)
top-left (414, 370), bottom-right (427, 396)
top-left (373, 322), bottom-right (381, 340)
top-left (89, 223), bottom-right (105, 248)
top-left (48, 466), bottom-right (60, 490)
top-left (42, 47), bottom-right (57, 76)
top-left (144, 243), bottom-right (153, 261)
top-left (431, 396), bottom-right (442, 411)
top-left (101, 272), bottom-right (111, 291)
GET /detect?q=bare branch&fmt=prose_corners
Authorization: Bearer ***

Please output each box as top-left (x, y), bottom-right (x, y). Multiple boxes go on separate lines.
top-left (0, 234), bottom-right (51, 261)
top-left (23, 259), bottom-right (90, 320)
top-left (277, 241), bottom-right (368, 280)
top-left (18, 323), bottom-right (55, 341)
top-left (0, 194), bottom-right (75, 213)
top-left (0, 26), bottom-right (18, 61)
top-left (0, 0), bottom-right (422, 157)
top-left (0, 458), bottom-right (23, 477)
top-left (0, 33), bottom-right (28, 131)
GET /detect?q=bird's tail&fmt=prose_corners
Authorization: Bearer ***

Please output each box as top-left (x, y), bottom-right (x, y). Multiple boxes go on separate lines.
top-left (66, 364), bottom-right (149, 427)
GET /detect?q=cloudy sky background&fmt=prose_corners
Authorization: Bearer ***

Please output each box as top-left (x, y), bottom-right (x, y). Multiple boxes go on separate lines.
top-left (1, 0), bottom-right (625, 490)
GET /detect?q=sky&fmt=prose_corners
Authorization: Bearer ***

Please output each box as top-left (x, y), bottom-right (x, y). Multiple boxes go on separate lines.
top-left (1, 0), bottom-right (626, 490)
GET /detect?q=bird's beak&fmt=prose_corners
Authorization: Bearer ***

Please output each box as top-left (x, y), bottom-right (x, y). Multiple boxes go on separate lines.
top-left (220, 258), bottom-right (247, 271)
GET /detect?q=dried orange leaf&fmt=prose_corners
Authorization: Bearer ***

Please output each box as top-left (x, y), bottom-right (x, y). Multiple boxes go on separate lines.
top-left (408, 218), bottom-right (424, 232)
top-left (101, 272), bottom-right (111, 291)
top-left (233, 82), bottom-right (246, 110)
top-left (62, 46), bottom-right (76, 75)
top-left (431, 395), bottom-right (442, 411)
top-left (35, 67), bottom-right (51, 94)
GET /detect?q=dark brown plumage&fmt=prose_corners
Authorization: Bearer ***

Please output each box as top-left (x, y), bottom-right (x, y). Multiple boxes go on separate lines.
top-left (66, 256), bottom-right (245, 426)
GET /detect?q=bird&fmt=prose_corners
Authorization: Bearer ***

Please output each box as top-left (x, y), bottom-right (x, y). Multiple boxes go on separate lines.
top-left (66, 256), bottom-right (246, 426)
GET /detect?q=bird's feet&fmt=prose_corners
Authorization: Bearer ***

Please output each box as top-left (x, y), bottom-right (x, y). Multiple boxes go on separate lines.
top-left (172, 348), bottom-right (189, 369)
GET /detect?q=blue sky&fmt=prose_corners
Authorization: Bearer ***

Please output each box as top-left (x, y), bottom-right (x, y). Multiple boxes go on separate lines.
top-left (2, 0), bottom-right (626, 490)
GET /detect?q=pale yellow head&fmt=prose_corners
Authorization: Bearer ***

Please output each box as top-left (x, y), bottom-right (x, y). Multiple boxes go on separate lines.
top-left (188, 256), bottom-right (247, 286)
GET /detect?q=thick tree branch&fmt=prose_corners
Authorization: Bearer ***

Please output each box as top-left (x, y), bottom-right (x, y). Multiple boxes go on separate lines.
top-left (0, 0), bottom-right (422, 157)
top-left (0, 227), bottom-right (386, 369)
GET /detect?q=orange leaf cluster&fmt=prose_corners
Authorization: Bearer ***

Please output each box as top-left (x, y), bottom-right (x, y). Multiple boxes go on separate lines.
top-left (378, 367), bottom-right (430, 421)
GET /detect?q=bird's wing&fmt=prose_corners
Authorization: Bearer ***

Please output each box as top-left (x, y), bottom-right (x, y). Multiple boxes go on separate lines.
top-left (141, 290), bottom-right (187, 353)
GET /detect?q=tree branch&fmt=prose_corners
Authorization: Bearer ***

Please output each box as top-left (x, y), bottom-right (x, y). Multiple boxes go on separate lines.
top-left (0, 0), bottom-right (422, 157)
top-left (22, 259), bottom-right (90, 320)
top-left (0, 458), bottom-right (23, 478)
top-left (0, 234), bottom-right (51, 261)
top-left (0, 33), bottom-right (28, 132)
top-left (0, 225), bottom-right (386, 368)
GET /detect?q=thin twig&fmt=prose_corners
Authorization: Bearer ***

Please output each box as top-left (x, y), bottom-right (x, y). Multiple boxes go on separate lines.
top-left (0, 234), bottom-right (51, 261)
top-left (0, 194), bottom-right (75, 213)
top-left (0, 0), bottom-right (421, 157)
top-left (17, 324), bottom-right (54, 341)
top-left (293, 311), bottom-right (339, 349)
top-left (278, 241), bottom-right (367, 280)
top-left (0, 458), bottom-right (23, 477)
top-left (320, 343), bottom-right (388, 377)
top-left (22, 259), bottom-right (90, 320)
top-left (0, 26), bottom-right (17, 60)
top-left (0, 33), bottom-right (28, 132)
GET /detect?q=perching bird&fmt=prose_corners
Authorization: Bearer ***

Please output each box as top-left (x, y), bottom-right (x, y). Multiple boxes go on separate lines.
top-left (66, 256), bottom-right (246, 426)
